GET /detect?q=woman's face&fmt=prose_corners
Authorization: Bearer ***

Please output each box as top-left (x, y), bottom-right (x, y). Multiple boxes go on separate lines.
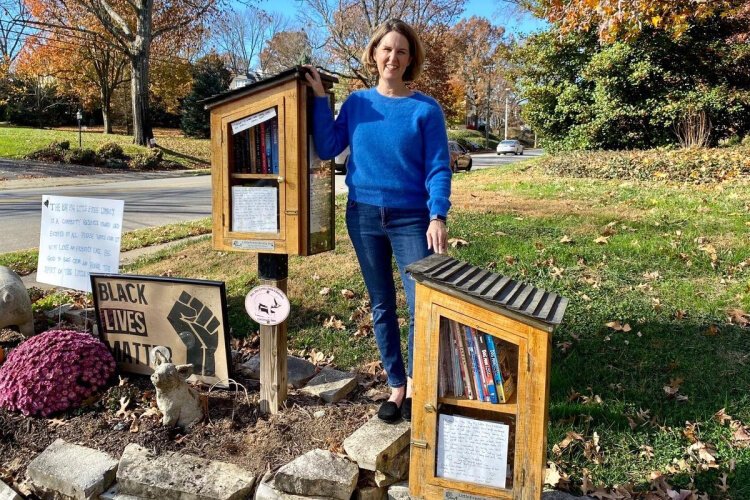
top-left (375, 31), bottom-right (412, 84)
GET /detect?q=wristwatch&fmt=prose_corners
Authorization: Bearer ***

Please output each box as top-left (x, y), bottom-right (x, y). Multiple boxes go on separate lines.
top-left (431, 215), bottom-right (447, 223)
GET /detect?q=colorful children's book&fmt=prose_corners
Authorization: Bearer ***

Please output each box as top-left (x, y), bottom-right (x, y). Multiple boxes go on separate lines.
top-left (475, 330), bottom-right (499, 404)
top-left (464, 326), bottom-right (487, 401)
top-left (450, 320), bottom-right (474, 400)
top-left (485, 334), bottom-right (513, 402)
top-left (271, 118), bottom-right (279, 174)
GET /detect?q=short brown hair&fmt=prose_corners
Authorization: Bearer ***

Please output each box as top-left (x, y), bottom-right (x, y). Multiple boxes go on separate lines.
top-left (361, 19), bottom-right (425, 82)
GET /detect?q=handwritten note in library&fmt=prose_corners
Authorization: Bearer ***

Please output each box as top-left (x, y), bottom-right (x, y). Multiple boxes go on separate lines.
top-left (231, 108), bottom-right (277, 135)
top-left (436, 414), bottom-right (509, 489)
top-left (37, 195), bottom-right (124, 292)
top-left (232, 186), bottom-right (278, 233)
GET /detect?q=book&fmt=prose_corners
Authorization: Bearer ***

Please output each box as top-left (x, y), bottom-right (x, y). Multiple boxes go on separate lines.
top-left (264, 120), bottom-right (272, 174)
top-left (475, 331), bottom-right (499, 404)
top-left (249, 127), bottom-right (256, 173)
top-left (450, 321), bottom-right (474, 400)
top-left (464, 326), bottom-right (487, 401)
top-left (485, 334), bottom-right (515, 403)
top-left (438, 320), bottom-right (452, 398)
top-left (260, 122), bottom-right (268, 174)
top-left (254, 126), bottom-right (262, 173)
top-left (271, 118), bottom-right (279, 174)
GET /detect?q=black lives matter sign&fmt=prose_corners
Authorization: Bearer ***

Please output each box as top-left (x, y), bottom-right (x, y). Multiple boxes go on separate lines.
top-left (91, 274), bottom-right (231, 387)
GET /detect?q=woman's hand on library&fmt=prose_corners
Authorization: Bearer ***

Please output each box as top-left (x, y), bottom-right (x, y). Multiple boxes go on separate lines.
top-left (427, 219), bottom-right (448, 255)
top-left (303, 65), bottom-right (326, 97)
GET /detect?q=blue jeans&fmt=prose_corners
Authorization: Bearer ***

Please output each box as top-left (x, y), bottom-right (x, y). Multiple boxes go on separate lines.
top-left (346, 200), bottom-right (432, 388)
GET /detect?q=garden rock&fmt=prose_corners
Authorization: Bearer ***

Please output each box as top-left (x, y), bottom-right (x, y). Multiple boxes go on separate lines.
top-left (238, 355), bottom-right (316, 388)
top-left (343, 415), bottom-right (410, 473)
top-left (386, 482), bottom-right (410, 500)
top-left (0, 266), bottom-right (34, 337)
top-left (355, 486), bottom-right (386, 500)
top-left (254, 473), bottom-right (331, 500)
top-left (26, 438), bottom-right (118, 499)
top-left (273, 449), bottom-right (358, 500)
top-left (150, 346), bottom-right (203, 428)
top-left (300, 368), bottom-right (357, 403)
top-left (117, 443), bottom-right (255, 500)
top-left (0, 479), bottom-right (22, 500)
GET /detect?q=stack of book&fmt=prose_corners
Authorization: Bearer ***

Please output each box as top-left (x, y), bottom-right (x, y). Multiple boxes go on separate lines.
top-left (438, 320), bottom-right (516, 404)
top-left (232, 115), bottom-right (280, 174)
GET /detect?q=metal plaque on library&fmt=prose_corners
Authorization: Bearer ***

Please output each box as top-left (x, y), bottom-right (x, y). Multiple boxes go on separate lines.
top-left (90, 274), bottom-right (232, 387)
top-left (245, 285), bottom-right (290, 326)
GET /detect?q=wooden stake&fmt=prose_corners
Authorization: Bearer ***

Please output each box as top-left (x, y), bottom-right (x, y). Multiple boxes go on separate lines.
top-left (258, 253), bottom-right (288, 415)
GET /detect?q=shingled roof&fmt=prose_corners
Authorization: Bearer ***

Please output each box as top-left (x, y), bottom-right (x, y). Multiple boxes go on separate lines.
top-left (406, 254), bottom-right (568, 332)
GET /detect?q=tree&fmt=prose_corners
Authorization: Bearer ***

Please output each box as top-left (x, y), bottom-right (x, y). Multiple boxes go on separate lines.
top-left (0, 0), bottom-right (32, 67)
top-left (212, 6), bottom-right (286, 77)
top-left (515, 13), bottom-right (750, 150)
top-left (527, 0), bottom-right (743, 41)
top-left (260, 30), bottom-right (313, 75)
top-left (17, 21), bottom-right (129, 133)
top-left (27, 0), bottom-right (221, 144)
top-left (180, 53), bottom-right (230, 138)
top-left (299, 0), bottom-right (465, 86)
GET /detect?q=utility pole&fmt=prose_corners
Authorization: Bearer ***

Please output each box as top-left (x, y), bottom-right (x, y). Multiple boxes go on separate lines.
top-left (485, 74), bottom-right (491, 149)
top-left (504, 88), bottom-right (511, 141)
top-left (76, 110), bottom-right (83, 148)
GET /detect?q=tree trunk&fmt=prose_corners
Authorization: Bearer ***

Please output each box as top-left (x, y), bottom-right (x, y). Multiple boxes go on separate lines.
top-left (130, 53), bottom-right (152, 145)
top-left (130, 2), bottom-right (154, 146)
top-left (101, 88), bottom-right (112, 134)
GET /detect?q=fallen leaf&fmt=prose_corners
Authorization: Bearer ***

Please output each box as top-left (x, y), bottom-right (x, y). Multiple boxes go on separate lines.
top-left (319, 287), bottom-right (331, 296)
top-left (727, 308), bottom-right (749, 327)
top-left (593, 236), bottom-right (609, 245)
top-left (363, 388), bottom-right (389, 402)
top-left (714, 408), bottom-right (732, 426)
top-left (129, 414), bottom-right (140, 433)
top-left (504, 255), bottom-right (516, 265)
top-left (732, 425), bottom-right (750, 446)
top-left (715, 473), bottom-right (729, 493)
top-left (543, 461), bottom-right (562, 487)
top-left (340, 289), bottom-right (356, 299)
top-left (47, 418), bottom-right (68, 428)
top-left (323, 315), bottom-right (345, 330)
top-left (642, 271), bottom-right (661, 281)
top-left (704, 324), bottom-right (719, 336)
top-left (559, 235), bottom-right (573, 244)
top-left (312, 273), bottom-right (320, 281)
top-left (448, 238), bottom-right (469, 248)
top-left (550, 267), bottom-right (564, 280)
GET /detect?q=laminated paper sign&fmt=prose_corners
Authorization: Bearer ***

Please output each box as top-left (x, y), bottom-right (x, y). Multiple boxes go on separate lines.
top-left (91, 274), bottom-right (232, 388)
top-left (37, 195), bottom-right (124, 292)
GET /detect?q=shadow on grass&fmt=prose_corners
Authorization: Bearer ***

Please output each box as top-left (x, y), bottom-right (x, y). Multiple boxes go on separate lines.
top-left (158, 146), bottom-right (210, 166)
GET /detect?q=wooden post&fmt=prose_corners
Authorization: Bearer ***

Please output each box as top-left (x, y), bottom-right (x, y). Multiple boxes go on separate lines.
top-left (258, 253), bottom-right (288, 415)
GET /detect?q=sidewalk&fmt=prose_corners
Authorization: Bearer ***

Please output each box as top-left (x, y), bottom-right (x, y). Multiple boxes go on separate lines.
top-left (20, 234), bottom-right (210, 290)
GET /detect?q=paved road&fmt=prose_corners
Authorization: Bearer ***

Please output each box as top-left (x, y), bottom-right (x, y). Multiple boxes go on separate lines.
top-left (0, 176), bottom-right (212, 253)
top-left (1, 149), bottom-right (540, 253)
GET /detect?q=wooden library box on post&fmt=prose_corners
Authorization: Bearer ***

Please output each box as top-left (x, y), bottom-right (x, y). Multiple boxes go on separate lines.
top-left (203, 66), bottom-right (338, 256)
top-left (405, 254), bottom-right (568, 500)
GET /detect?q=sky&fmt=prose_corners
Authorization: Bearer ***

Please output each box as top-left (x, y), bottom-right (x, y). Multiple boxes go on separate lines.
top-left (260, 0), bottom-right (548, 36)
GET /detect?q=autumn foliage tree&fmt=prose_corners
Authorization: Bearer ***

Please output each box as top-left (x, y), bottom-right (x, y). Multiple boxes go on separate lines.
top-left (260, 30), bottom-right (313, 75)
top-left (26, 0), bottom-right (220, 144)
top-left (180, 53), bottom-right (230, 138)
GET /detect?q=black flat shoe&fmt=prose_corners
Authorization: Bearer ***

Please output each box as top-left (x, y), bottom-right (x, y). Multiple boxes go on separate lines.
top-left (378, 401), bottom-right (402, 423)
top-left (401, 397), bottom-right (412, 421)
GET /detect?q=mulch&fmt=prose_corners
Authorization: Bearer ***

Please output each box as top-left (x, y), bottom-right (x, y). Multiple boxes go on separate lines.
top-left (0, 327), bottom-right (386, 495)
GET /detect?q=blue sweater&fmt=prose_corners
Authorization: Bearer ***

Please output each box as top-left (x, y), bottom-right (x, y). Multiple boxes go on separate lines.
top-left (312, 88), bottom-right (451, 219)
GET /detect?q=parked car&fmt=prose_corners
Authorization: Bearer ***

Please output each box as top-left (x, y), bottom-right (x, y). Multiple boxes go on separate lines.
top-left (496, 139), bottom-right (524, 155)
top-left (448, 141), bottom-right (472, 173)
top-left (334, 146), bottom-right (349, 174)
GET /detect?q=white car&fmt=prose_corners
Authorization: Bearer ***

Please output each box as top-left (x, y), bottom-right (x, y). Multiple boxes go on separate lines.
top-left (497, 140), bottom-right (524, 155)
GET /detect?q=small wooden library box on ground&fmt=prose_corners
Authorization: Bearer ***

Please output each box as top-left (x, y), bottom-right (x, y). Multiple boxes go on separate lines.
top-left (203, 66), bottom-right (338, 256)
top-left (406, 254), bottom-right (568, 500)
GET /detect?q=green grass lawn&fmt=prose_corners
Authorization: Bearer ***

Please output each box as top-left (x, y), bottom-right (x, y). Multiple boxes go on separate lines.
top-left (0, 124), bottom-right (210, 167)
top-left (4, 159), bottom-right (749, 497)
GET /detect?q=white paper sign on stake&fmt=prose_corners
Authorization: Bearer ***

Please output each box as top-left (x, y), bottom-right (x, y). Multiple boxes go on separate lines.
top-left (37, 195), bottom-right (124, 292)
top-left (245, 285), bottom-right (290, 326)
top-left (231, 108), bottom-right (277, 135)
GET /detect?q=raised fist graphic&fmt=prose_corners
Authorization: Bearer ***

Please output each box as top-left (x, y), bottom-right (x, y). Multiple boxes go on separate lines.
top-left (167, 291), bottom-right (220, 376)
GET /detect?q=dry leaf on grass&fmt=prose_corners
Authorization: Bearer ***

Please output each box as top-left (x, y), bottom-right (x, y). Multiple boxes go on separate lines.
top-left (559, 235), bottom-right (573, 244)
top-left (605, 321), bottom-right (631, 332)
top-left (448, 238), bottom-right (469, 248)
top-left (639, 445), bottom-right (654, 459)
top-left (543, 461), bottom-right (562, 487)
top-left (593, 236), bottom-right (609, 245)
top-left (663, 378), bottom-right (683, 398)
top-left (340, 289), bottom-right (356, 300)
top-left (704, 324), bottom-right (720, 336)
top-left (323, 315), bottom-right (345, 330)
top-left (47, 418), bottom-right (67, 428)
top-left (727, 308), bottom-right (749, 327)
top-left (319, 287), bottom-right (331, 296)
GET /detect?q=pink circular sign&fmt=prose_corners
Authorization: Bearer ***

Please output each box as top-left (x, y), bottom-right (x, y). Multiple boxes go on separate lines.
top-left (245, 286), bottom-right (291, 326)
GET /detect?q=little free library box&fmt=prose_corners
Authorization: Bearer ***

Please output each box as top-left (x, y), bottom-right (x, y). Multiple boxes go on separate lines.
top-left (406, 254), bottom-right (568, 500)
top-left (203, 66), bottom-right (338, 256)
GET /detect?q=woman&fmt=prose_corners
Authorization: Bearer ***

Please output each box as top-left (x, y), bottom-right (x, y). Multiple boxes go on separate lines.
top-left (305, 19), bottom-right (451, 423)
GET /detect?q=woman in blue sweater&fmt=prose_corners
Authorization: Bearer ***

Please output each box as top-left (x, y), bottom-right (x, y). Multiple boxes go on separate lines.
top-left (305, 19), bottom-right (451, 423)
